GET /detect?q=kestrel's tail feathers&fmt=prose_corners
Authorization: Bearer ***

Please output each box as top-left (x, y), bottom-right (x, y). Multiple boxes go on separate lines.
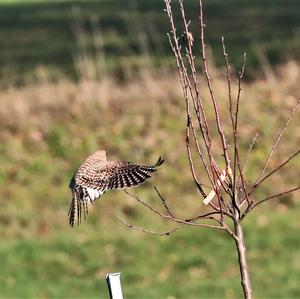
top-left (68, 191), bottom-right (77, 227)
top-left (68, 188), bottom-right (89, 227)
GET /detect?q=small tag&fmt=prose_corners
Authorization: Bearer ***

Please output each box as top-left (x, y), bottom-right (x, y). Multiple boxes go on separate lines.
top-left (203, 170), bottom-right (227, 205)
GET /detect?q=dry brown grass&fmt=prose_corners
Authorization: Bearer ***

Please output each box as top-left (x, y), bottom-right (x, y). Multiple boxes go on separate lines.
top-left (1, 60), bottom-right (299, 137)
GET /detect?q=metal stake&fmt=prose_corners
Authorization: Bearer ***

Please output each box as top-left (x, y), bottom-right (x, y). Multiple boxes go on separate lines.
top-left (106, 272), bottom-right (124, 299)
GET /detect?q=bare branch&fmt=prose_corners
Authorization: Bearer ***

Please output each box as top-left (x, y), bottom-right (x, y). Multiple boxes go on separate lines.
top-left (184, 210), bottom-right (233, 222)
top-left (199, 0), bottom-right (232, 172)
top-left (254, 148), bottom-right (300, 188)
top-left (177, 2), bottom-right (214, 159)
top-left (236, 147), bottom-right (251, 207)
top-left (242, 186), bottom-right (300, 218)
top-left (165, 0), bottom-right (233, 218)
top-left (189, 117), bottom-right (215, 186)
top-left (234, 53), bottom-right (247, 134)
top-left (153, 185), bottom-right (176, 218)
top-left (116, 217), bottom-right (182, 236)
top-left (240, 133), bottom-right (259, 179)
top-left (255, 98), bottom-right (300, 184)
top-left (222, 37), bottom-right (234, 133)
top-left (186, 115), bottom-right (207, 198)
top-left (237, 132), bottom-right (259, 204)
top-left (222, 37), bottom-right (239, 198)
top-left (124, 189), bottom-right (168, 219)
top-left (240, 148), bottom-right (300, 207)
top-left (170, 0), bottom-right (229, 207)
top-left (222, 38), bottom-right (250, 211)
top-left (178, 0), bottom-right (212, 147)
top-left (253, 186), bottom-right (300, 208)
top-left (165, 0), bottom-right (219, 201)
top-left (124, 190), bottom-right (228, 231)
top-left (233, 53), bottom-right (250, 209)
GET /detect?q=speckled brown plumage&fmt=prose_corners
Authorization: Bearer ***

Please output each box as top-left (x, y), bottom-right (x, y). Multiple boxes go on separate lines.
top-left (68, 150), bottom-right (164, 226)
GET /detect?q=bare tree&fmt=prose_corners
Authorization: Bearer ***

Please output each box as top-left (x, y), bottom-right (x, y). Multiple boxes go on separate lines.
top-left (117, 1), bottom-right (300, 298)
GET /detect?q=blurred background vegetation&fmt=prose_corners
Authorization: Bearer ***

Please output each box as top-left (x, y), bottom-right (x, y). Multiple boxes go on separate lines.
top-left (0, 0), bottom-right (299, 298)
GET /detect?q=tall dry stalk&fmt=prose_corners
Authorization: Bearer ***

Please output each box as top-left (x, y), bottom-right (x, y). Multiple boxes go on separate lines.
top-left (117, 1), bottom-right (300, 298)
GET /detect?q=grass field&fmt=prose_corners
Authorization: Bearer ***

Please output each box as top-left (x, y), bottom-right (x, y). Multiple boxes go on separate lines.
top-left (1, 0), bottom-right (300, 298)
top-left (1, 212), bottom-right (300, 298)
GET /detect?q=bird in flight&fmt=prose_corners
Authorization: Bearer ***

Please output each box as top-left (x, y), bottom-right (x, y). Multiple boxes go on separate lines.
top-left (68, 150), bottom-right (164, 226)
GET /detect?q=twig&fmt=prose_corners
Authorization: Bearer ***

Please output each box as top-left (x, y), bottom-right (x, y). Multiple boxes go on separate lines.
top-left (254, 148), bottom-right (300, 189)
top-left (239, 133), bottom-right (259, 180)
top-left (124, 189), bottom-right (168, 218)
top-left (179, 0), bottom-right (212, 147)
top-left (237, 132), bottom-right (259, 204)
top-left (199, 0), bottom-right (232, 172)
top-left (222, 37), bottom-right (234, 131)
top-left (242, 186), bottom-right (300, 218)
top-left (186, 115), bottom-right (207, 198)
top-left (236, 146), bottom-right (251, 207)
top-left (234, 53), bottom-right (247, 134)
top-left (184, 210), bottom-right (233, 222)
top-left (221, 38), bottom-right (238, 194)
top-left (116, 217), bottom-right (181, 236)
top-left (234, 53), bottom-right (250, 208)
top-left (190, 116), bottom-right (215, 187)
top-left (153, 185), bottom-right (176, 218)
top-left (252, 186), bottom-right (300, 209)
top-left (165, 2), bottom-right (211, 195)
top-left (124, 190), bottom-right (228, 231)
top-left (166, 0), bottom-right (229, 216)
top-left (240, 148), bottom-right (300, 207)
top-left (167, 0), bottom-right (216, 188)
top-left (255, 98), bottom-right (300, 184)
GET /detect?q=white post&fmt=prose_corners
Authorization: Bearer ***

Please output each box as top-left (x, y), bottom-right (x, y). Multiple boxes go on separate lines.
top-left (106, 272), bottom-right (124, 299)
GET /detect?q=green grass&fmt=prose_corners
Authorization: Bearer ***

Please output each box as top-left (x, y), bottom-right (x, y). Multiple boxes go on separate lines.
top-left (1, 211), bottom-right (300, 298)
top-left (0, 0), bottom-right (300, 84)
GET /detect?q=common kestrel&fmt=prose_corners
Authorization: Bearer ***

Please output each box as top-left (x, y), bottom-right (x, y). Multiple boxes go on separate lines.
top-left (68, 150), bottom-right (164, 226)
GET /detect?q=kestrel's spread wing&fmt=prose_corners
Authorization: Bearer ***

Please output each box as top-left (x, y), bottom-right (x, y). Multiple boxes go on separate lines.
top-left (68, 150), bottom-right (164, 226)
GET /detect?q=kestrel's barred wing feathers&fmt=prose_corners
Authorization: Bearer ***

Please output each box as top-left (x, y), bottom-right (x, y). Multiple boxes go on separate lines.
top-left (106, 156), bottom-right (164, 190)
top-left (76, 156), bottom-right (164, 192)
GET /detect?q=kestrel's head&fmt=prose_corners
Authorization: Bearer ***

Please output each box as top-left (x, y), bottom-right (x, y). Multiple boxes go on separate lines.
top-left (93, 150), bottom-right (107, 161)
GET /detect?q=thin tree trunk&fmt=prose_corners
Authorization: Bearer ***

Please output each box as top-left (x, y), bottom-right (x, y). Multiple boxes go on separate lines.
top-left (234, 213), bottom-right (253, 299)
